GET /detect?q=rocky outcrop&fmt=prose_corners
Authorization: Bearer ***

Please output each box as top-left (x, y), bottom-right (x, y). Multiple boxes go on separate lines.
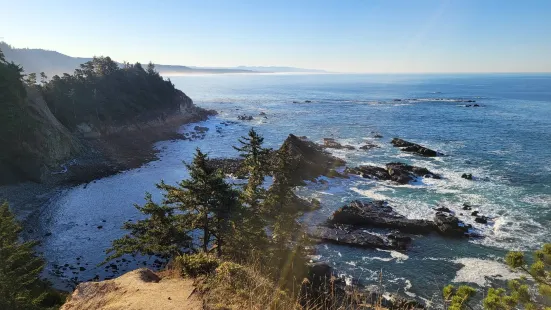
top-left (328, 200), bottom-right (471, 238)
top-left (310, 225), bottom-right (411, 250)
top-left (329, 201), bottom-right (435, 234)
top-left (345, 162), bottom-right (439, 184)
top-left (323, 138), bottom-right (355, 150)
top-left (280, 134), bottom-right (346, 186)
top-left (391, 138), bottom-right (440, 157)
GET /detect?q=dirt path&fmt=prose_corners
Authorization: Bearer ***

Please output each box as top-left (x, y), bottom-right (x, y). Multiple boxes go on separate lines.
top-left (61, 268), bottom-right (202, 310)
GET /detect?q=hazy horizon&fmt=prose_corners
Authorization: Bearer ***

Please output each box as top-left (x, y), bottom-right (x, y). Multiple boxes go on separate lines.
top-left (2, 0), bottom-right (551, 73)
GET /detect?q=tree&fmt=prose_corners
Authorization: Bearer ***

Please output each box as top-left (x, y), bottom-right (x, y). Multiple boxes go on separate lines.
top-left (0, 202), bottom-right (63, 310)
top-left (483, 244), bottom-right (551, 310)
top-left (442, 284), bottom-right (476, 310)
top-left (106, 193), bottom-right (192, 260)
top-left (146, 62), bottom-right (156, 75)
top-left (156, 149), bottom-right (241, 256)
top-left (39, 72), bottom-right (47, 85)
top-left (24, 72), bottom-right (36, 85)
top-left (233, 128), bottom-right (272, 213)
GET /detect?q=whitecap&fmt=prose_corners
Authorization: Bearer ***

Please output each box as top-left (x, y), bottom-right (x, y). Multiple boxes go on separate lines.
top-left (452, 258), bottom-right (519, 286)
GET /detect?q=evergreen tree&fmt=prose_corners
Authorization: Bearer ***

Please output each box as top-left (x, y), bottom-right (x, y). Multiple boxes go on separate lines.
top-left (146, 62), bottom-right (156, 75)
top-left (24, 72), bottom-right (36, 85)
top-left (106, 193), bottom-right (192, 260)
top-left (233, 128), bottom-right (272, 212)
top-left (0, 202), bottom-right (62, 310)
top-left (39, 72), bottom-right (47, 85)
top-left (158, 148), bottom-right (241, 256)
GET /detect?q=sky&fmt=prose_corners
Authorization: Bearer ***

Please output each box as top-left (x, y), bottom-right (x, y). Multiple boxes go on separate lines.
top-left (1, 0), bottom-right (550, 73)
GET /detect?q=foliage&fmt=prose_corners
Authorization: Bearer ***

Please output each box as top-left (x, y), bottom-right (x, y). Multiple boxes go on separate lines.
top-left (105, 193), bottom-right (192, 261)
top-left (41, 57), bottom-right (180, 129)
top-left (108, 148), bottom-right (242, 260)
top-left (482, 244), bottom-right (551, 310)
top-left (443, 284), bottom-right (476, 310)
top-left (0, 47), bottom-right (32, 148)
top-left (174, 252), bottom-right (220, 277)
top-left (0, 202), bottom-right (65, 310)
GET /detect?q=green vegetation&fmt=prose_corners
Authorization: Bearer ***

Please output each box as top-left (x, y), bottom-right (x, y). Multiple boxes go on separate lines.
top-left (41, 57), bottom-right (181, 129)
top-left (444, 243), bottom-right (551, 310)
top-left (0, 202), bottom-right (65, 310)
top-left (108, 129), bottom-right (311, 303)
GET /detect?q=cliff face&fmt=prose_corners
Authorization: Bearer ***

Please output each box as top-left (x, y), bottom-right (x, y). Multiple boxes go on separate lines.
top-left (0, 87), bottom-right (214, 186)
top-left (0, 87), bottom-right (82, 185)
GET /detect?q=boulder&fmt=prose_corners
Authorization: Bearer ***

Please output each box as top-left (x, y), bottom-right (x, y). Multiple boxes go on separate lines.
top-left (475, 216), bottom-right (488, 224)
top-left (237, 115), bottom-right (254, 121)
top-left (461, 173), bottom-right (473, 180)
top-left (309, 226), bottom-right (389, 249)
top-left (345, 162), bottom-right (439, 184)
top-left (359, 143), bottom-right (379, 150)
top-left (323, 138), bottom-right (355, 150)
top-left (279, 134), bottom-right (346, 186)
top-left (328, 201), bottom-right (435, 234)
top-left (391, 138), bottom-right (439, 157)
top-left (433, 212), bottom-right (470, 237)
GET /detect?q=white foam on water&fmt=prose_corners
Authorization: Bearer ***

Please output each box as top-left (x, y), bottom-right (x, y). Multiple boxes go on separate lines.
top-left (404, 279), bottom-right (416, 297)
top-left (369, 249), bottom-right (410, 263)
top-left (452, 258), bottom-right (519, 286)
top-left (346, 261), bottom-right (357, 267)
top-left (351, 187), bottom-right (389, 201)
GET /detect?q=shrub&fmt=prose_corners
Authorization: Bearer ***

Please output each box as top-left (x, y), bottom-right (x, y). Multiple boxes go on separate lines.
top-left (174, 253), bottom-right (220, 277)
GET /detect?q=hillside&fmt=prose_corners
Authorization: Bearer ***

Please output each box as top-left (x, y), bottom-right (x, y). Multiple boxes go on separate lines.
top-left (0, 42), bottom-right (254, 76)
top-left (0, 47), bottom-right (214, 185)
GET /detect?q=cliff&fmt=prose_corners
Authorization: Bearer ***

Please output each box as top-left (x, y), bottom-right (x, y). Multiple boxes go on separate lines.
top-left (0, 86), bottom-right (82, 185)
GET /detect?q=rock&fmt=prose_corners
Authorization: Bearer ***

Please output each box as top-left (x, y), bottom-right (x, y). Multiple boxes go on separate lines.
top-left (309, 225), bottom-right (390, 249)
top-left (474, 104), bottom-right (480, 107)
top-left (323, 138), bottom-right (355, 150)
top-left (292, 101), bottom-right (299, 103)
top-left (391, 138), bottom-right (439, 157)
top-left (207, 158), bottom-right (244, 177)
top-left (258, 112), bottom-right (266, 116)
top-left (433, 212), bottom-right (469, 237)
top-left (475, 216), bottom-right (488, 224)
top-left (393, 99), bottom-right (402, 102)
top-left (97, 226), bottom-right (103, 229)
top-left (462, 204), bottom-right (472, 210)
top-left (279, 134), bottom-right (346, 186)
top-left (387, 233), bottom-right (413, 250)
top-left (237, 115), bottom-right (253, 121)
top-left (193, 126), bottom-right (209, 133)
top-left (359, 143), bottom-right (379, 150)
top-left (373, 134), bottom-right (383, 139)
top-left (328, 201), bottom-right (435, 234)
top-left (461, 173), bottom-right (473, 180)
top-left (345, 162), bottom-right (439, 184)
top-left (44, 232), bottom-right (52, 237)
top-left (305, 100), bottom-right (312, 103)
top-left (471, 211), bottom-right (479, 216)
top-left (80, 267), bottom-right (86, 271)
top-left (434, 207), bottom-right (452, 213)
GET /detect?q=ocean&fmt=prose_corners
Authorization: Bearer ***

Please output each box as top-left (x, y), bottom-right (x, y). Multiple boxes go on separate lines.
top-left (33, 73), bottom-right (551, 303)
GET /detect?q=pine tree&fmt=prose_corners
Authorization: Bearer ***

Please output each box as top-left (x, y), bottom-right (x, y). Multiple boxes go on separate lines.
top-left (147, 62), bottom-right (156, 75)
top-left (158, 148), bottom-right (241, 256)
top-left (106, 193), bottom-right (191, 261)
top-left (24, 72), bottom-right (37, 85)
top-left (0, 202), bottom-right (59, 310)
top-left (233, 128), bottom-right (272, 212)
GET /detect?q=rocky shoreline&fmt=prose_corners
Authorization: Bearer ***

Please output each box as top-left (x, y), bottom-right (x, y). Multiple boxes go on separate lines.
top-left (0, 109), bottom-right (216, 223)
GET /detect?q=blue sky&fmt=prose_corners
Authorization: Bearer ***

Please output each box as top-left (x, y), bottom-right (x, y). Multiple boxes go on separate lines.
top-left (1, 0), bottom-right (550, 73)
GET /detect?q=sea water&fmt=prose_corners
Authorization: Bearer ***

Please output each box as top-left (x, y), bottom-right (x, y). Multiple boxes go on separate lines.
top-left (32, 73), bottom-right (551, 302)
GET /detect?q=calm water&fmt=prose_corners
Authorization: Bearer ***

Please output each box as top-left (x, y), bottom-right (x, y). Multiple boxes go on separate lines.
top-left (32, 74), bottom-right (551, 303)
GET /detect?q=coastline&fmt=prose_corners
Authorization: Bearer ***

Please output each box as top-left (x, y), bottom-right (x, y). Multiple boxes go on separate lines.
top-left (0, 110), bottom-right (216, 225)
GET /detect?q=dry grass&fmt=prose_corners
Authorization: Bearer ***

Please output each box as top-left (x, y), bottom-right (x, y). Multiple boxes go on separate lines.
top-left (168, 256), bottom-right (421, 310)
